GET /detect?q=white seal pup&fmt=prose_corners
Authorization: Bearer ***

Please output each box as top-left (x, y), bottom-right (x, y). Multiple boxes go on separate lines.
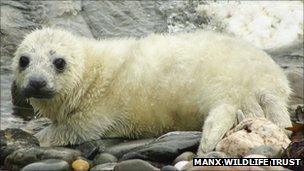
top-left (12, 28), bottom-right (292, 154)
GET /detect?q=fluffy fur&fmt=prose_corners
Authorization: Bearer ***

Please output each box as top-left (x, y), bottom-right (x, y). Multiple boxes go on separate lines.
top-left (12, 28), bottom-right (292, 154)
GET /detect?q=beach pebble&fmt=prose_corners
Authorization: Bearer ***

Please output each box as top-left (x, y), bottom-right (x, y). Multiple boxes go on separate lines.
top-left (114, 159), bottom-right (159, 171)
top-left (91, 163), bottom-right (117, 171)
top-left (93, 153), bottom-right (117, 165)
top-left (173, 151), bottom-right (195, 165)
top-left (21, 159), bottom-right (69, 171)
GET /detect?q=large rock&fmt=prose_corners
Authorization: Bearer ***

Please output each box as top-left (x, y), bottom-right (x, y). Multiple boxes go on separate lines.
top-left (4, 147), bottom-right (82, 170)
top-left (215, 118), bottom-right (290, 157)
top-left (0, 128), bottom-right (39, 165)
top-left (21, 159), bottom-right (69, 171)
top-left (105, 139), bottom-right (154, 159)
top-left (121, 131), bottom-right (201, 163)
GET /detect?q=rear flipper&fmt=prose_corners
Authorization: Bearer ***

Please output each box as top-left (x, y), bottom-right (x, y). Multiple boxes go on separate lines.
top-left (197, 103), bottom-right (236, 156)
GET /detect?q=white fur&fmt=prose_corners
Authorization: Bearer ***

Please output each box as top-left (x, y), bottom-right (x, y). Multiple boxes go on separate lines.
top-left (12, 28), bottom-right (292, 154)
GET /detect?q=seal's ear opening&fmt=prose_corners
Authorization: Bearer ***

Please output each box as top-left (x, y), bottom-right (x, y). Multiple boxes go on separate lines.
top-left (11, 80), bottom-right (34, 120)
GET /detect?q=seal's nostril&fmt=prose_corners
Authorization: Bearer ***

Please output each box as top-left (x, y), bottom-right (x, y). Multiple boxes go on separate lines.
top-left (29, 79), bottom-right (47, 89)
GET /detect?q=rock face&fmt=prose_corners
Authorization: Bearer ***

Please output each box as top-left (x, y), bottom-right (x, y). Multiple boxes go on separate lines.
top-left (215, 118), bottom-right (291, 157)
top-left (4, 147), bottom-right (82, 170)
top-left (121, 131), bottom-right (201, 163)
top-left (0, 128), bottom-right (39, 165)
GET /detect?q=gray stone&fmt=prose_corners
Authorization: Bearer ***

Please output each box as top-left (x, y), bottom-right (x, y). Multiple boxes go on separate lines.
top-left (105, 139), bottom-right (154, 159)
top-left (91, 163), bottom-right (117, 171)
top-left (201, 151), bottom-right (228, 158)
top-left (161, 165), bottom-right (179, 171)
top-left (0, 128), bottom-right (39, 165)
top-left (4, 147), bottom-right (81, 170)
top-left (21, 159), bottom-right (69, 171)
top-left (114, 159), bottom-right (159, 171)
top-left (93, 153), bottom-right (118, 165)
top-left (249, 145), bottom-right (283, 158)
top-left (121, 131), bottom-right (201, 163)
top-left (172, 151), bottom-right (195, 165)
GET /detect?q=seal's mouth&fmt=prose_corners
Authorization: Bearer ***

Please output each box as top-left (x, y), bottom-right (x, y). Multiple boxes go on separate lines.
top-left (22, 88), bottom-right (55, 99)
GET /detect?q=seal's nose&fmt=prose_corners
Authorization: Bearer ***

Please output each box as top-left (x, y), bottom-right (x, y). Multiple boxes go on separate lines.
top-left (29, 78), bottom-right (47, 90)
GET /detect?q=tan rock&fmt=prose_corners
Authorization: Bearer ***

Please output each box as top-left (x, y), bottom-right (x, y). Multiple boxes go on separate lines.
top-left (216, 118), bottom-right (290, 157)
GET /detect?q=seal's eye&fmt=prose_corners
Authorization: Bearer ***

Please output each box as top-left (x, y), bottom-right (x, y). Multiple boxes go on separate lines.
top-left (53, 58), bottom-right (66, 72)
top-left (19, 56), bottom-right (30, 68)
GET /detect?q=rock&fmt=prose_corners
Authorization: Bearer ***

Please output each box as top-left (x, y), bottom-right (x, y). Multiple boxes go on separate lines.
top-left (91, 163), bottom-right (117, 171)
top-left (0, 128), bottom-right (39, 165)
top-left (72, 159), bottom-right (90, 171)
top-left (23, 118), bottom-right (52, 135)
top-left (121, 131), bottom-right (201, 163)
top-left (215, 118), bottom-right (291, 157)
top-left (93, 153), bottom-right (118, 165)
top-left (174, 161), bottom-right (189, 170)
top-left (282, 140), bottom-right (304, 171)
top-left (173, 151), bottom-right (195, 165)
top-left (4, 147), bottom-right (82, 170)
top-left (21, 159), bottom-right (69, 171)
top-left (285, 70), bottom-right (304, 105)
top-left (114, 159), bottom-right (160, 171)
top-left (249, 145), bottom-right (283, 158)
top-left (161, 165), bottom-right (178, 171)
top-left (70, 138), bottom-right (125, 160)
top-left (105, 139), bottom-right (154, 159)
top-left (244, 154), bottom-right (267, 158)
top-left (201, 151), bottom-right (228, 158)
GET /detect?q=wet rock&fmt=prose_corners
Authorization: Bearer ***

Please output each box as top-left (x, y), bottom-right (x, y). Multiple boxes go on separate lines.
top-left (4, 147), bottom-right (82, 170)
top-left (201, 151), bottom-right (228, 158)
top-left (215, 118), bottom-right (290, 157)
top-left (91, 163), bottom-right (116, 171)
top-left (174, 161), bottom-right (189, 170)
top-left (161, 165), bottom-right (178, 171)
top-left (23, 118), bottom-right (52, 135)
top-left (0, 128), bottom-right (39, 165)
top-left (105, 139), bottom-right (154, 159)
top-left (114, 159), bottom-right (159, 171)
top-left (21, 159), bottom-right (69, 171)
top-left (93, 153), bottom-right (117, 165)
top-left (70, 138), bottom-right (124, 160)
top-left (249, 145), bottom-right (283, 158)
top-left (71, 159), bottom-right (90, 171)
top-left (173, 151), bottom-right (195, 165)
top-left (121, 131), bottom-right (201, 164)
top-left (282, 140), bottom-right (304, 171)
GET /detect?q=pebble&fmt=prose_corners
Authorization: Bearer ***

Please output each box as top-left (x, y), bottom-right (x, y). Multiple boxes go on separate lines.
top-left (114, 159), bottom-right (160, 171)
top-left (93, 153), bottom-right (118, 165)
top-left (161, 165), bottom-right (179, 171)
top-left (0, 128), bottom-right (39, 165)
top-left (201, 151), bottom-right (228, 158)
top-left (72, 159), bottom-right (90, 171)
top-left (91, 163), bottom-right (117, 171)
top-left (4, 147), bottom-right (82, 170)
top-left (249, 145), bottom-right (283, 158)
top-left (174, 161), bottom-right (189, 171)
top-left (173, 151), bottom-right (195, 165)
top-left (21, 159), bottom-right (69, 171)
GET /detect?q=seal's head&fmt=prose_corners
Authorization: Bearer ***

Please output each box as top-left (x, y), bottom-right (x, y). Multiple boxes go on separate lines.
top-left (12, 28), bottom-right (84, 100)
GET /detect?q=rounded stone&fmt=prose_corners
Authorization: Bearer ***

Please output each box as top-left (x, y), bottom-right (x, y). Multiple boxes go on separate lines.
top-left (114, 159), bottom-right (159, 171)
top-left (21, 159), bottom-right (69, 171)
top-left (173, 151), bottom-right (195, 165)
top-left (174, 161), bottom-right (189, 171)
top-left (161, 165), bottom-right (179, 171)
top-left (91, 163), bottom-right (117, 171)
top-left (249, 145), bottom-right (283, 158)
top-left (93, 153), bottom-right (118, 165)
top-left (202, 151), bottom-right (228, 158)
